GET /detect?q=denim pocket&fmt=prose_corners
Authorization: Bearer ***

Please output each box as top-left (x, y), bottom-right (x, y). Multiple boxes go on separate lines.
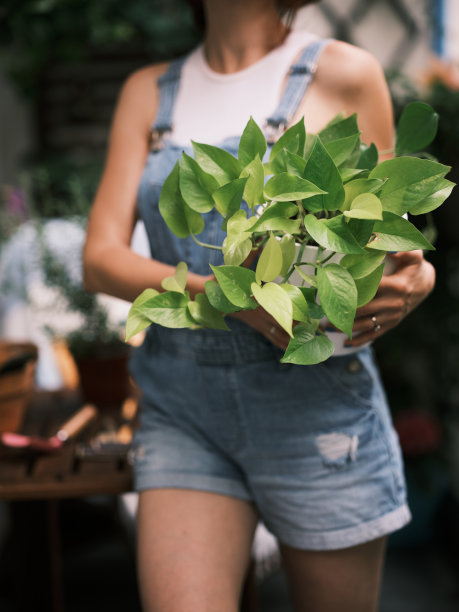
top-left (316, 352), bottom-right (374, 410)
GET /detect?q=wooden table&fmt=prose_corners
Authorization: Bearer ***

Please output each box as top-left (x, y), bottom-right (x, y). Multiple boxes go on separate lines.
top-left (0, 390), bottom-right (259, 612)
top-left (0, 390), bottom-right (135, 612)
top-left (0, 390), bottom-right (134, 500)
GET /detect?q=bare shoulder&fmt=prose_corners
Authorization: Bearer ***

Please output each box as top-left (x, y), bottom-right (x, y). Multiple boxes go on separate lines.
top-left (120, 62), bottom-right (169, 107)
top-left (122, 62), bottom-right (169, 97)
top-left (317, 40), bottom-right (387, 97)
top-left (113, 62), bottom-right (170, 133)
top-left (310, 40), bottom-right (393, 149)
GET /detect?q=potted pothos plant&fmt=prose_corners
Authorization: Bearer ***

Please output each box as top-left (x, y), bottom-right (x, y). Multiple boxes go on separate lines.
top-left (126, 102), bottom-right (455, 365)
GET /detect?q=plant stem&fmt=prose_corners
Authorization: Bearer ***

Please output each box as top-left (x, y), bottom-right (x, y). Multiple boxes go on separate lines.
top-left (296, 200), bottom-right (306, 233)
top-left (316, 246), bottom-right (324, 265)
top-left (319, 251), bottom-right (335, 265)
top-left (191, 234), bottom-right (223, 251)
top-left (282, 240), bottom-right (307, 283)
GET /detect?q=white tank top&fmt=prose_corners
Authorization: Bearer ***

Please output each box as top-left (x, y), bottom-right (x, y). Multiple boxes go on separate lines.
top-left (170, 29), bottom-right (318, 146)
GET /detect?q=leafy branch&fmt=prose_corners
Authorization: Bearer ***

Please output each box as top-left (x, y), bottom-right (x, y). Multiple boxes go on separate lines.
top-left (126, 102), bottom-right (455, 365)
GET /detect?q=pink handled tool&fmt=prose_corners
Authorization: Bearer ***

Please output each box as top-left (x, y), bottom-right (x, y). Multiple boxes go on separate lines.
top-left (1, 404), bottom-right (98, 451)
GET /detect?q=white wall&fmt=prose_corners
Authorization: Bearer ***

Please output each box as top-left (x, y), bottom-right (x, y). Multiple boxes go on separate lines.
top-left (294, 0), bottom-right (434, 76)
top-left (444, 0), bottom-right (459, 61)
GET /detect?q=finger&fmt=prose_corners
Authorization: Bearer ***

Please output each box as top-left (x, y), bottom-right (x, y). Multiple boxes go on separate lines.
top-left (347, 314), bottom-right (400, 346)
top-left (387, 249), bottom-right (423, 266)
top-left (352, 315), bottom-right (383, 335)
top-left (346, 316), bottom-right (398, 346)
top-left (248, 308), bottom-right (291, 350)
top-left (354, 290), bottom-right (401, 318)
top-left (345, 329), bottom-right (380, 347)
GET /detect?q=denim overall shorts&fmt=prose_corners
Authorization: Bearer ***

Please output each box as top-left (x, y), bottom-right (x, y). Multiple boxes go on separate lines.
top-left (130, 39), bottom-right (411, 550)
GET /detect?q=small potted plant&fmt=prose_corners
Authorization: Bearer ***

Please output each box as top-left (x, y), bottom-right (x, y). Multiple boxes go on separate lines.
top-left (1, 169), bottom-right (131, 404)
top-left (126, 102), bottom-right (455, 365)
top-left (39, 240), bottom-right (132, 406)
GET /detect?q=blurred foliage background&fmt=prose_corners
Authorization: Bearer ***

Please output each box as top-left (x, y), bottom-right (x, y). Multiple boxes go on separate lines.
top-left (0, 0), bottom-right (200, 97)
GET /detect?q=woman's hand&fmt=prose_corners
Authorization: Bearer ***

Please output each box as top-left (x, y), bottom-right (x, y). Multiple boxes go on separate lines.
top-left (230, 308), bottom-right (291, 351)
top-left (346, 250), bottom-right (436, 347)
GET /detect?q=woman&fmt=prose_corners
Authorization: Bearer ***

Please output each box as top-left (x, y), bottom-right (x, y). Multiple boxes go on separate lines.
top-left (83, 1), bottom-right (435, 609)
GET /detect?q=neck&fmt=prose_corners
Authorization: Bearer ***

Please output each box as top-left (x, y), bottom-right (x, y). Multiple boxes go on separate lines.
top-left (202, 0), bottom-right (288, 74)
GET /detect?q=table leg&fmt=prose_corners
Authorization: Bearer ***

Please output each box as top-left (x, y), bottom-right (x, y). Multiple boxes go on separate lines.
top-left (47, 500), bottom-right (64, 612)
top-left (8, 500), bottom-right (64, 612)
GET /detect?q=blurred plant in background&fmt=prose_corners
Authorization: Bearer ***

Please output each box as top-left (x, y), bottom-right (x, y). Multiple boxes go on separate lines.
top-left (0, 0), bottom-right (200, 97)
top-left (381, 58), bottom-right (459, 415)
top-left (0, 165), bottom-right (127, 383)
top-left (0, 185), bottom-right (29, 250)
top-left (378, 59), bottom-right (459, 534)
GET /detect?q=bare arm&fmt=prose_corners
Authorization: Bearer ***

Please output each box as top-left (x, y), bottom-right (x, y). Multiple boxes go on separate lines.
top-left (83, 66), bottom-right (212, 303)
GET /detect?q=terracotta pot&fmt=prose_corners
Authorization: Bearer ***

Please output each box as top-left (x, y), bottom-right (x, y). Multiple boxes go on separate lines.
top-left (0, 341), bottom-right (38, 432)
top-left (73, 345), bottom-right (132, 407)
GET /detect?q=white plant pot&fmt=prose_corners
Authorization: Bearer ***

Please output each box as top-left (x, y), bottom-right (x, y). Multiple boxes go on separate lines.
top-left (276, 244), bottom-right (396, 356)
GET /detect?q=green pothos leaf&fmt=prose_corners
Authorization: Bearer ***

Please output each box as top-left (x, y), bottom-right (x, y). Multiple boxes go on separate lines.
top-left (222, 210), bottom-right (258, 265)
top-left (158, 161), bottom-right (204, 238)
top-left (281, 323), bottom-right (334, 365)
top-left (125, 288), bottom-right (160, 341)
top-left (369, 157), bottom-right (450, 215)
top-left (192, 140), bottom-right (242, 185)
top-left (205, 280), bottom-right (241, 314)
top-left (213, 177), bottom-right (248, 218)
top-left (132, 291), bottom-right (196, 329)
top-left (240, 155), bottom-right (265, 209)
top-left (357, 142), bottom-right (378, 170)
top-left (279, 234), bottom-right (296, 277)
top-left (255, 233), bottom-right (283, 283)
top-left (340, 251), bottom-right (385, 279)
top-left (303, 136), bottom-right (345, 212)
top-left (304, 214), bottom-right (365, 254)
top-left (264, 173), bottom-right (326, 202)
top-left (179, 152), bottom-right (219, 213)
top-left (251, 281), bottom-right (293, 337)
top-left (210, 265), bottom-right (257, 309)
top-left (187, 293), bottom-right (230, 330)
top-left (161, 261), bottom-right (188, 294)
top-left (238, 116), bottom-right (267, 166)
top-left (317, 264), bottom-right (357, 337)
top-left (279, 283), bottom-right (309, 322)
top-left (354, 263), bottom-right (385, 307)
top-left (409, 179), bottom-right (455, 215)
top-left (343, 193), bottom-right (383, 220)
top-left (395, 101), bottom-right (439, 156)
top-left (366, 211), bottom-right (435, 251)
top-left (251, 202), bottom-right (300, 234)
top-left (269, 118), bottom-right (306, 160)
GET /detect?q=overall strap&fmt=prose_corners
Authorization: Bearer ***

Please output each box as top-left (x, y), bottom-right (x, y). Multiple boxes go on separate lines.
top-left (150, 55), bottom-right (188, 151)
top-left (264, 38), bottom-right (333, 143)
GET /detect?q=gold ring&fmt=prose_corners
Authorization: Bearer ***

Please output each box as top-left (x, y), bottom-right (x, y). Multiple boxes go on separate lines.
top-left (371, 315), bottom-right (381, 333)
